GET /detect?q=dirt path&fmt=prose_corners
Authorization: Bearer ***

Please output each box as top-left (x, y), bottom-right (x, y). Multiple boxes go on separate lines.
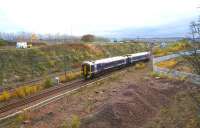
top-left (4, 64), bottom-right (198, 128)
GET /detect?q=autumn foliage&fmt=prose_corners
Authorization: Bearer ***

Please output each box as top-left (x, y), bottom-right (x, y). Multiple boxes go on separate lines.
top-left (153, 40), bottom-right (191, 57)
top-left (156, 60), bottom-right (178, 69)
top-left (59, 71), bottom-right (81, 83)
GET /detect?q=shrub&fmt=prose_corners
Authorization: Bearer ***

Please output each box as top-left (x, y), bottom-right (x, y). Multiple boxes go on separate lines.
top-left (14, 87), bottom-right (26, 98)
top-left (149, 72), bottom-right (165, 78)
top-left (16, 110), bottom-right (31, 123)
top-left (43, 77), bottom-right (54, 88)
top-left (14, 85), bottom-right (42, 98)
top-left (153, 48), bottom-right (168, 57)
top-left (156, 60), bottom-right (177, 69)
top-left (71, 115), bottom-right (80, 128)
top-left (59, 121), bottom-right (69, 128)
top-left (135, 63), bottom-right (146, 69)
top-left (81, 34), bottom-right (95, 42)
top-left (0, 91), bottom-right (11, 102)
top-left (0, 39), bottom-right (7, 46)
top-left (153, 40), bottom-right (191, 57)
top-left (60, 71), bottom-right (81, 83)
top-left (59, 115), bottom-right (80, 128)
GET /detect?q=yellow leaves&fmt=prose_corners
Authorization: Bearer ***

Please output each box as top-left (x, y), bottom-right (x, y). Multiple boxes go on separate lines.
top-left (156, 60), bottom-right (178, 69)
top-left (0, 91), bottom-right (11, 102)
top-left (71, 115), bottom-right (81, 128)
top-left (14, 85), bottom-right (41, 98)
top-left (153, 41), bottom-right (191, 57)
top-left (0, 71), bottom-right (81, 102)
top-left (153, 48), bottom-right (168, 57)
top-left (59, 71), bottom-right (81, 83)
top-left (135, 63), bottom-right (146, 70)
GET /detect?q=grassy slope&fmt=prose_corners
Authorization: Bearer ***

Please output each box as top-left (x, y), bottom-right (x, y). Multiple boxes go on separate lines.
top-left (0, 43), bottom-right (147, 87)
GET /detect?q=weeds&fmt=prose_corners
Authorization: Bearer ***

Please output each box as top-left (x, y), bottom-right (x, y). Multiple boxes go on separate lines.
top-left (14, 85), bottom-right (42, 98)
top-left (135, 63), bottom-right (146, 69)
top-left (156, 60), bottom-right (177, 69)
top-left (60, 115), bottom-right (80, 128)
top-left (0, 43), bottom-right (147, 86)
top-left (0, 91), bottom-right (10, 102)
top-left (16, 110), bottom-right (31, 124)
top-left (71, 115), bottom-right (81, 128)
top-left (145, 91), bottom-right (200, 128)
top-left (150, 72), bottom-right (187, 82)
top-left (153, 40), bottom-right (191, 57)
top-left (43, 77), bottom-right (53, 88)
top-left (60, 71), bottom-right (81, 83)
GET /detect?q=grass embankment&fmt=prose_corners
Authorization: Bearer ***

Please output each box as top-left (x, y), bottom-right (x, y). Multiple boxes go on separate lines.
top-left (153, 39), bottom-right (191, 57)
top-left (156, 59), bottom-right (178, 69)
top-left (0, 70), bottom-right (82, 102)
top-left (0, 43), bottom-right (147, 88)
top-left (155, 57), bottom-right (194, 74)
top-left (0, 39), bottom-right (12, 47)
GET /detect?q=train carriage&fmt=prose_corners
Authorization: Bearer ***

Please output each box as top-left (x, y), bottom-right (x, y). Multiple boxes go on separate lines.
top-left (82, 51), bottom-right (150, 79)
top-left (127, 52), bottom-right (150, 63)
top-left (82, 56), bottom-right (127, 79)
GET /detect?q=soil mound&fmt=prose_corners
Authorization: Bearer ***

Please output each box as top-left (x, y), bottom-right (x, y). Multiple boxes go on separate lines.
top-left (81, 84), bottom-right (172, 128)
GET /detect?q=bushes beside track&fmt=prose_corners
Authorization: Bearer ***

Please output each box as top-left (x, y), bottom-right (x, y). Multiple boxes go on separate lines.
top-left (0, 43), bottom-right (147, 87)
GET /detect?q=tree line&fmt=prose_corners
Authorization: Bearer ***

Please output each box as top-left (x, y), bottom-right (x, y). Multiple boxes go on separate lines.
top-left (0, 32), bottom-right (110, 44)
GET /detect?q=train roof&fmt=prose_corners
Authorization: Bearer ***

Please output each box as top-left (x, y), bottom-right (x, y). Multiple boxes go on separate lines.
top-left (83, 51), bottom-right (150, 65)
top-left (83, 56), bottom-right (126, 65)
top-left (127, 51), bottom-right (150, 57)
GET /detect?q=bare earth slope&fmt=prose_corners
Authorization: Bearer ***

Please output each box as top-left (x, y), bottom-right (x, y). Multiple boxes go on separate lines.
top-left (5, 64), bottom-right (199, 128)
top-left (80, 73), bottom-right (188, 128)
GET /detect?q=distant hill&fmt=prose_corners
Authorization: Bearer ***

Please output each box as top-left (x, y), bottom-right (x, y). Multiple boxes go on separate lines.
top-left (104, 18), bottom-right (193, 39)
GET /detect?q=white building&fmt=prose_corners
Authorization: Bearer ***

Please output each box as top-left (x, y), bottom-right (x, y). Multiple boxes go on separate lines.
top-left (16, 42), bottom-right (28, 48)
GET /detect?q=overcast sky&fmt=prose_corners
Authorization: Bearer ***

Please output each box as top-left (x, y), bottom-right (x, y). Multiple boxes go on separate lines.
top-left (0, 0), bottom-right (199, 36)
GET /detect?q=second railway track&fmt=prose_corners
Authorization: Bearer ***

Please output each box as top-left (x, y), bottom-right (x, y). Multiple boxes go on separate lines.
top-left (0, 67), bottom-right (127, 119)
top-left (0, 79), bottom-right (85, 114)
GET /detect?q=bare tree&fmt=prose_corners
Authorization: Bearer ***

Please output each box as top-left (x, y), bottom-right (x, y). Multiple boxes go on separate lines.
top-left (182, 19), bottom-right (200, 75)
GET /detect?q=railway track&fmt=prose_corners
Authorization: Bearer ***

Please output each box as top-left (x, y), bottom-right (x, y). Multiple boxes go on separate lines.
top-left (0, 79), bottom-right (87, 115)
top-left (0, 67), bottom-right (127, 118)
top-left (0, 68), bottom-right (80, 93)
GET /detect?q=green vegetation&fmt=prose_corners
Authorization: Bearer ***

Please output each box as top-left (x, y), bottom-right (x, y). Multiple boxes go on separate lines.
top-left (60, 115), bottom-right (80, 128)
top-left (150, 71), bottom-right (187, 81)
top-left (0, 91), bottom-right (10, 101)
top-left (0, 84), bottom-right (42, 102)
top-left (153, 39), bottom-right (191, 57)
top-left (43, 77), bottom-right (54, 89)
top-left (0, 43), bottom-right (147, 88)
top-left (0, 39), bottom-right (7, 46)
top-left (81, 34), bottom-right (95, 42)
top-left (135, 62), bottom-right (146, 69)
top-left (156, 59), bottom-right (178, 69)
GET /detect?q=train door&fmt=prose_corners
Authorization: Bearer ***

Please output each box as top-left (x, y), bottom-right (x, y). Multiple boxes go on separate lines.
top-left (82, 63), bottom-right (92, 79)
top-left (126, 55), bottom-right (131, 65)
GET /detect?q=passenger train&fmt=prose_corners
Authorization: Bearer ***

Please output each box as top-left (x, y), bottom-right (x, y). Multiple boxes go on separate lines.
top-left (81, 51), bottom-right (150, 79)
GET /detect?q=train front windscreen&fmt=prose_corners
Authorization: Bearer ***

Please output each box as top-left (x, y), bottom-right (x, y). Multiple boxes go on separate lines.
top-left (82, 63), bottom-right (91, 78)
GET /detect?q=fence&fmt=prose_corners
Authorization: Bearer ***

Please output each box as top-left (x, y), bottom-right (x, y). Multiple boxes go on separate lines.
top-left (153, 51), bottom-right (200, 85)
